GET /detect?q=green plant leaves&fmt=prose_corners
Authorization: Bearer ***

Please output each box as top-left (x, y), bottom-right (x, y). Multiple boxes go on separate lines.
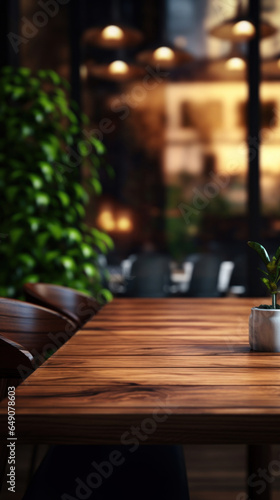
top-left (261, 277), bottom-right (278, 293)
top-left (57, 191), bottom-right (70, 207)
top-left (247, 241), bottom-right (270, 265)
top-left (0, 66), bottom-right (114, 302)
top-left (83, 263), bottom-right (97, 277)
top-left (248, 241), bottom-right (280, 306)
top-left (60, 256), bottom-right (76, 270)
top-left (29, 174), bottom-right (43, 190)
top-left (65, 228), bottom-right (82, 243)
top-left (35, 192), bottom-right (50, 206)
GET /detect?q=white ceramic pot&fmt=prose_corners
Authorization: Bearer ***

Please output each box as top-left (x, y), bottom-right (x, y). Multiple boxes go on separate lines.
top-left (249, 307), bottom-right (280, 352)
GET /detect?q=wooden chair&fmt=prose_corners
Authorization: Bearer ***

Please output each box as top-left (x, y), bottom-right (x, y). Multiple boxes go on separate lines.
top-left (0, 297), bottom-right (76, 367)
top-left (24, 283), bottom-right (100, 328)
top-left (0, 336), bottom-right (35, 490)
top-left (0, 335), bottom-right (34, 400)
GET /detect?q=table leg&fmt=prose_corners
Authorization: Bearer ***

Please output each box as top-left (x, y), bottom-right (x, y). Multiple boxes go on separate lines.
top-left (247, 445), bottom-right (272, 500)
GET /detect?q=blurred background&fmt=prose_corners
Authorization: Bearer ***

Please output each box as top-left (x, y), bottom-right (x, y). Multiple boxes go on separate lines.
top-left (2, 0), bottom-right (280, 298)
top-left (2, 2), bottom-right (280, 499)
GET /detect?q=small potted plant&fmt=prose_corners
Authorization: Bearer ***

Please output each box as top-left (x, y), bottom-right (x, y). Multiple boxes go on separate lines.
top-left (248, 241), bottom-right (280, 352)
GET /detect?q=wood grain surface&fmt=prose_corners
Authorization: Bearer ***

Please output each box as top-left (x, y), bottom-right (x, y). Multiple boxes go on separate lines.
top-left (1, 297), bottom-right (280, 444)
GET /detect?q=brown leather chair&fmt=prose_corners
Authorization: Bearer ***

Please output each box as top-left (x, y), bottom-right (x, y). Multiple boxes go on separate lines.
top-left (0, 298), bottom-right (76, 491)
top-left (0, 336), bottom-right (35, 490)
top-left (24, 283), bottom-right (100, 328)
top-left (0, 297), bottom-right (76, 372)
top-left (0, 335), bottom-right (33, 400)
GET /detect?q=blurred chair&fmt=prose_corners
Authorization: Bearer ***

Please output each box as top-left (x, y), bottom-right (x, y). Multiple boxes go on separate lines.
top-left (0, 336), bottom-right (35, 491)
top-left (0, 335), bottom-right (33, 400)
top-left (24, 283), bottom-right (100, 328)
top-left (228, 255), bottom-right (247, 296)
top-left (126, 254), bottom-right (171, 298)
top-left (185, 253), bottom-right (222, 297)
top-left (217, 260), bottom-right (235, 295)
top-left (0, 297), bottom-right (76, 365)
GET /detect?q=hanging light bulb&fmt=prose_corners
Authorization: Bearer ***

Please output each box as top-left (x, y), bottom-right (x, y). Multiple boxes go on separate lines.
top-left (108, 60), bottom-right (129, 75)
top-left (209, 0), bottom-right (276, 41)
top-left (207, 44), bottom-right (246, 78)
top-left (226, 56), bottom-right (246, 71)
top-left (89, 59), bottom-right (145, 81)
top-left (137, 44), bottom-right (192, 69)
top-left (101, 25), bottom-right (124, 42)
top-left (82, 25), bottom-right (143, 49)
top-left (153, 46), bottom-right (175, 62)
top-left (232, 20), bottom-right (256, 38)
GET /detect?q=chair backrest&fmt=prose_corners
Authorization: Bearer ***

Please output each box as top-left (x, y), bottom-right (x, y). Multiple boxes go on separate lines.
top-left (0, 297), bottom-right (76, 362)
top-left (24, 283), bottom-right (100, 327)
top-left (228, 254), bottom-right (247, 296)
top-left (0, 336), bottom-right (34, 401)
top-left (126, 254), bottom-right (171, 298)
top-left (186, 253), bottom-right (221, 297)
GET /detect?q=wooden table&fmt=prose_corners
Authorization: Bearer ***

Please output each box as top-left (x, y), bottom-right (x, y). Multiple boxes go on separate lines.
top-left (0, 297), bottom-right (280, 498)
top-left (0, 297), bottom-right (280, 444)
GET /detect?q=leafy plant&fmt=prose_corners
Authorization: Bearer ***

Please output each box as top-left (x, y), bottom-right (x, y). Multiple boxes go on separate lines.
top-left (0, 66), bottom-right (114, 302)
top-left (248, 241), bottom-right (280, 309)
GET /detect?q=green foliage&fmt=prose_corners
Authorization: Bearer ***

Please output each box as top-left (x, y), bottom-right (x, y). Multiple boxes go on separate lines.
top-left (0, 66), bottom-right (114, 302)
top-left (248, 241), bottom-right (280, 308)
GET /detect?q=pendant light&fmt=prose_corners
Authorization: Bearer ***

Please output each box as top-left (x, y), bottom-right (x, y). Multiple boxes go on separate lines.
top-left (86, 56), bottom-right (145, 82)
top-left (225, 44), bottom-right (246, 70)
top-left (136, 44), bottom-right (192, 69)
top-left (89, 61), bottom-right (145, 81)
top-left (209, 0), bottom-right (276, 41)
top-left (82, 0), bottom-right (143, 49)
top-left (207, 44), bottom-right (246, 79)
top-left (136, 2), bottom-right (192, 69)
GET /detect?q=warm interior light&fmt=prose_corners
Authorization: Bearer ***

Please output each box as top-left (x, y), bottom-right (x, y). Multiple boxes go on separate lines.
top-left (117, 216), bottom-right (132, 232)
top-left (98, 211), bottom-right (115, 231)
top-left (226, 57), bottom-right (246, 71)
top-left (232, 20), bottom-right (255, 37)
top-left (108, 60), bottom-right (129, 75)
top-left (153, 47), bottom-right (175, 62)
top-left (101, 25), bottom-right (124, 41)
top-left (79, 65), bottom-right (88, 80)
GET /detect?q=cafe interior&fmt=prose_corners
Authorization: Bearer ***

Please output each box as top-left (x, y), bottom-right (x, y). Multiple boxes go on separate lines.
top-left (1, 0), bottom-right (280, 499)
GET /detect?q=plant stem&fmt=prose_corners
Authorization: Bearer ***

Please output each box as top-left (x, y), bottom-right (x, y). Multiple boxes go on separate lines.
top-left (272, 293), bottom-right (277, 309)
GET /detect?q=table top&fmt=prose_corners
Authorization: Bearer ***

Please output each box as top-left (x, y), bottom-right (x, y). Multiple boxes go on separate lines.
top-left (1, 297), bottom-right (280, 444)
